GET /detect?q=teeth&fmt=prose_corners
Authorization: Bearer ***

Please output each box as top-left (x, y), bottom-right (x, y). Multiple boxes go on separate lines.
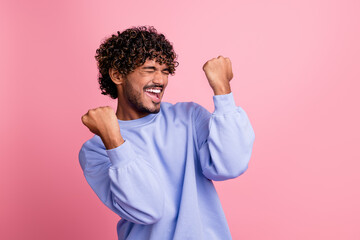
top-left (146, 88), bottom-right (161, 94)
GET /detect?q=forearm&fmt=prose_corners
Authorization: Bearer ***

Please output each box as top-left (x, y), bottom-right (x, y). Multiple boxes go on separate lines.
top-left (107, 140), bottom-right (164, 224)
top-left (79, 138), bottom-right (165, 224)
top-left (198, 93), bottom-right (255, 180)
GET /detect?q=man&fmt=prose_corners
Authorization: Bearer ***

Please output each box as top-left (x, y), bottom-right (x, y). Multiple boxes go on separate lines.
top-left (79, 26), bottom-right (255, 240)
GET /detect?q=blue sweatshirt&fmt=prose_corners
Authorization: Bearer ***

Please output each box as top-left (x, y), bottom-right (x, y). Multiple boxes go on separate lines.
top-left (79, 93), bottom-right (255, 240)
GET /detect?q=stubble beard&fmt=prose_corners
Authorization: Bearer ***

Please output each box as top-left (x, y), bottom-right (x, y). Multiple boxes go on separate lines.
top-left (124, 80), bottom-right (161, 114)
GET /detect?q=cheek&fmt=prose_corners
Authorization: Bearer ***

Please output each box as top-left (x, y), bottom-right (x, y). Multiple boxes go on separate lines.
top-left (125, 80), bottom-right (142, 93)
top-left (164, 77), bottom-right (169, 87)
top-left (123, 83), bottom-right (137, 99)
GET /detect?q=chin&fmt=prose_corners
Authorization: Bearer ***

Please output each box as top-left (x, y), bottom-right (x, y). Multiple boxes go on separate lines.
top-left (152, 107), bottom-right (161, 113)
top-left (139, 102), bottom-right (161, 114)
top-left (148, 105), bottom-right (161, 114)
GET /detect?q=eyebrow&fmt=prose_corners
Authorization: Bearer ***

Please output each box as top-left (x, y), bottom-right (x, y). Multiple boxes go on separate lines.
top-left (142, 66), bottom-right (156, 70)
top-left (142, 66), bottom-right (170, 72)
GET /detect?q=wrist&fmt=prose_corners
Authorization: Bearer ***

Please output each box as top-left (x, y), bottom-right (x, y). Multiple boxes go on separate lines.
top-left (212, 84), bottom-right (231, 95)
top-left (100, 132), bottom-right (124, 150)
top-left (213, 92), bottom-right (236, 114)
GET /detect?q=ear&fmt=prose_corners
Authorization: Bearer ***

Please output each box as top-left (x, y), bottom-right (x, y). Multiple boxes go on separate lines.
top-left (109, 68), bottom-right (123, 85)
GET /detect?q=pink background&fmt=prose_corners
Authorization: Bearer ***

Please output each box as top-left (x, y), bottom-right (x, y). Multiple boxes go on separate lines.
top-left (1, 0), bottom-right (359, 239)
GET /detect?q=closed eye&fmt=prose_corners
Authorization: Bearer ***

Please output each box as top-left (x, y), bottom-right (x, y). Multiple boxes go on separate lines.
top-left (141, 66), bottom-right (170, 75)
top-left (142, 66), bottom-right (156, 72)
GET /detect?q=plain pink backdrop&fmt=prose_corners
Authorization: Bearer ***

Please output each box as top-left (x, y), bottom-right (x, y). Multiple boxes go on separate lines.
top-left (1, 0), bottom-right (359, 239)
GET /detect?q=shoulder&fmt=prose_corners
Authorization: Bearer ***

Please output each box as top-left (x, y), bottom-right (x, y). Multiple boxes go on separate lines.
top-left (160, 101), bottom-right (207, 118)
top-left (160, 101), bottom-right (211, 125)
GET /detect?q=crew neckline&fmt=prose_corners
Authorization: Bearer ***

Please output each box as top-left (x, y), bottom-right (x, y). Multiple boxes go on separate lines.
top-left (117, 108), bottom-right (160, 128)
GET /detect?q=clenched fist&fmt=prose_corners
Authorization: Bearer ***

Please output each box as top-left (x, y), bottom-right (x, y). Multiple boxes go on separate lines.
top-left (81, 106), bottom-right (124, 149)
top-left (203, 56), bottom-right (233, 95)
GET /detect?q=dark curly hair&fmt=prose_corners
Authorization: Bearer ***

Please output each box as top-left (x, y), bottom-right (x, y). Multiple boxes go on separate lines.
top-left (95, 26), bottom-right (179, 99)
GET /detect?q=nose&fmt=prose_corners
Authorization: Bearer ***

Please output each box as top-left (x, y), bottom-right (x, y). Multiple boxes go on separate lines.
top-left (153, 70), bottom-right (166, 84)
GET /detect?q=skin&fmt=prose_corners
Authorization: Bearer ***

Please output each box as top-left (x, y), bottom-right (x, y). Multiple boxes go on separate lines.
top-left (81, 56), bottom-right (233, 150)
top-left (112, 59), bottom-right (170, 120)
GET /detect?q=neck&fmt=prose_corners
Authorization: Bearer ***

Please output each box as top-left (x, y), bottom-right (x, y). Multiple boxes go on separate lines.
top-left (116, 98), bottom-right (150, 121)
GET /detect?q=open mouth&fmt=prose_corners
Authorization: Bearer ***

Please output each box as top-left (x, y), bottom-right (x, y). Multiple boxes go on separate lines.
top-left (144, 87), bottom-right (163, 103)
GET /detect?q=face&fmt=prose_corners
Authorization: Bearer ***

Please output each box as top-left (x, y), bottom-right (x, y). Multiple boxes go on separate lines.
top-left (121, 59), bottom-right (170, 115)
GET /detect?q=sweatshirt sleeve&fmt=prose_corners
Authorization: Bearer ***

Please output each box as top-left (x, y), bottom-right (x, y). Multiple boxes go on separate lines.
top-left (79, 137), bottom-right (164, 224)
top-left (195, 92), bottom-right (255, 181)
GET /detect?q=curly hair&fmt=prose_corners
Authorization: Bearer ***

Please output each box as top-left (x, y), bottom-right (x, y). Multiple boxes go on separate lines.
top-left (95, 26), bottom-right (179, 99)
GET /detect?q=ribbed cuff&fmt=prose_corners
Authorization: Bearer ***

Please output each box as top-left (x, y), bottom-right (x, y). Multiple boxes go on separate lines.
top-left (106, 140), bottom-right (136, 168)
top-left (213, 92), bottom-right (236, 114)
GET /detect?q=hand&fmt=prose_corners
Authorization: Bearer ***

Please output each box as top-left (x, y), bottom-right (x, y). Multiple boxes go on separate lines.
top-left (81, 106), bottom-right (124, 149)
top-left (202, 56), bottom-right (233, 95)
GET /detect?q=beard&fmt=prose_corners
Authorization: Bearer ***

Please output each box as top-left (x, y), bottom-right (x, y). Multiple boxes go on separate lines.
top-left (123, 79), bottom-right (161, 114)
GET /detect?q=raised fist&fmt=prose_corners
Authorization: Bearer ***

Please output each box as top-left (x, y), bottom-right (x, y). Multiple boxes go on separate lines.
top-left (202, 56), bottom-right (233, 95)
top-left (81, 106), bottom-right (124, 149)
